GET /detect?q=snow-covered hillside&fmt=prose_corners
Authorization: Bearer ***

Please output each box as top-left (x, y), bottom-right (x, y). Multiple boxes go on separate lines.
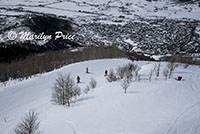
top-left (0, 59), bottom-right (200, 134)
top-left (0, 0), bottom-right (200, 58)
top-left (0, 0), bottom-right (199, 20)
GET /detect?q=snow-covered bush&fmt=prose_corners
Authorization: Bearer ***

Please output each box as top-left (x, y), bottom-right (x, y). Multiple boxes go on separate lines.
top-left (51, 73), bottom-right (80, 106)
top-left (84, 85), bottom-right (90, 94)
top-left (14, 110), bottom-right (40, 134)
top-left (89, 78), bottom-right (97, 89)
top-left (116, 66), bottom-right (125, 79)
top-left (116, 63), bottom-right (140, 81)
top-left (107, 69), bottom-right (117, 82)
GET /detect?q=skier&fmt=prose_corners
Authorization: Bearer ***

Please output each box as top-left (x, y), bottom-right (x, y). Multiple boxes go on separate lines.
top-left (86, 67), bottom-right (89, 73)
top-left (77, 76), bottom-right (80, 83)
top-left (105, 70), bottom-right (108, 76)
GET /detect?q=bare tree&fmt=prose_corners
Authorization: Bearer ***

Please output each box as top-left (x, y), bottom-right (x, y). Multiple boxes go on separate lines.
top-left (148, 69), bottom-right (154, 82)
top-left (89, 78), bottom-right (97, 89)
top-left (124, 69), bottom-right (133, 83)
top-left (163, 68), bottom-right (169, 80)
top-left (154, 62), bottom-right (161, 77)
top-left (14, 110), bottom-right (40, 134)
top-left (167, 62), bottom-right (178, 78)
top-left (51, 73), bottom-right (80, 106)
top-left (121, 78), bottom-right (130, 93)
top-left (134, 67), bottom-right (141, 80)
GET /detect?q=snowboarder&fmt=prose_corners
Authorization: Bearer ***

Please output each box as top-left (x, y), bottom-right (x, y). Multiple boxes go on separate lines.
top-left (105, 70), bottom-right (108, 76)
top-left (77, 76), bottom-right (80, 83)
top-left (86, 67), bottom-right (89, 73)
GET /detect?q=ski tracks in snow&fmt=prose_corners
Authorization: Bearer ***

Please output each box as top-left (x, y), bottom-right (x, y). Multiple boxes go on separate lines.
top-left (167, 69), bottom-right (200, 134)
top-left (188, 70), bottom-right (200, 134)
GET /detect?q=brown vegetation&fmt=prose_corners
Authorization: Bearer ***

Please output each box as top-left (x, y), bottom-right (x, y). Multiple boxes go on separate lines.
top-left (0, 46), bottom-right (126, 82)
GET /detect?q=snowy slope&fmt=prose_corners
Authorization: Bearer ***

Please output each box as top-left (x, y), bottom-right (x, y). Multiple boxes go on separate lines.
top-left (0, 58), bottom-right (200, 134)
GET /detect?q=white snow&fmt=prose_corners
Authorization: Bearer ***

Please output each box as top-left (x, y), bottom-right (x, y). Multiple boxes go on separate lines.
top-left (0, 58), bottom-right (200, 134)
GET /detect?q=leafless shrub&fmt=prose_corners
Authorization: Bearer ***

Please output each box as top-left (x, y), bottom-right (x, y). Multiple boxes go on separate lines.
top-left (121, 78), bottom-right (130, 94)
top-left (163, 68), bottom-right (169, 80)
top-left (89, 78), bottom-right (97, 89)
top-left (134, 67), bottom-right (141, 80)
top-left (14, 110), bottom-right (40, 134)
top-left (116, 63), bottom-right (140, 81)
top-left (107, 69), bottom-right (117, 82)
top-left (148, 69), bottom-right (154, 82)
top-left (124, 69), bottom-right (133, 83)
top-left (183, 64), bottom-right (189, 69)
top-left (154, 62), bottom-right (161, 77)
top-left (167, 62), bottom-right (179, 78)
top-left (51, 73), bottom-right (81, 106)
top-left (73, 86), bottom-right (81, 99)
top-left (137, 74), bottom-right (141, 82)
top-left (84, 85), bottom-right (90, 94)
top-left (116, 66), bottom-right (125, 79)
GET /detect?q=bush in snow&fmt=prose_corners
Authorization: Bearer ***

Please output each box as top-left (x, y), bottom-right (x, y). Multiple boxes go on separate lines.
top-left (106, 69), bottom-right (117, 82)
top-left (137, 74), bottom-right (141, 82)
top-left (183, 63), bottom-right (189, 69)
top-left (148, 69), bottom-right (154, 82)
top-left (116, 63), bottom-right (140, 81)
top-left (153, 62), bottom-right (161, 77)
top-left (14, 110), bottom-right (40, 134)
top-left (84, 85), bottom-right (90, 94)
top-left (133, 66), bottom-right (141, 80)
top-left (167, 62), bottom-right (179, 78)
top-left (163, 68), bottom-right (169, 80)
top-left (124, 69), bottom-right (133, 83)
top-left (116, 66), bottom-right (125, 79)
top-left (121, 77), bottom-right (130, 94)
top-left (89, 78), bottom-right (97, 89)
top-left (162, 62), bottom-right (178, 80)
top-left (51, 73), bottom-right (81, 106)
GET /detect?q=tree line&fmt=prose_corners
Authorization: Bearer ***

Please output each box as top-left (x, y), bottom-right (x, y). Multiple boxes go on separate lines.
top-left (0, 46), bottom-right (126, 83)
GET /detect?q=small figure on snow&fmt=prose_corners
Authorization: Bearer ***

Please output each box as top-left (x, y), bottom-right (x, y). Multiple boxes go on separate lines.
top-left (77, 76), bottom-right (80, 83)
top-left (104, 70), bottom-right (108, 76)
top-left (86, 67), bottom-right (89, 73)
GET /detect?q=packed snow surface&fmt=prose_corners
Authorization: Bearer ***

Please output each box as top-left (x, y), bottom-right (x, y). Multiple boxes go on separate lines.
top-left (0, 58), bottom-right (200, 134)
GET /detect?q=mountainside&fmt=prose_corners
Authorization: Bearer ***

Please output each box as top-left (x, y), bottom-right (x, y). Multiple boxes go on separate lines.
top-left (0, 0), bottom-right (200, 61)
